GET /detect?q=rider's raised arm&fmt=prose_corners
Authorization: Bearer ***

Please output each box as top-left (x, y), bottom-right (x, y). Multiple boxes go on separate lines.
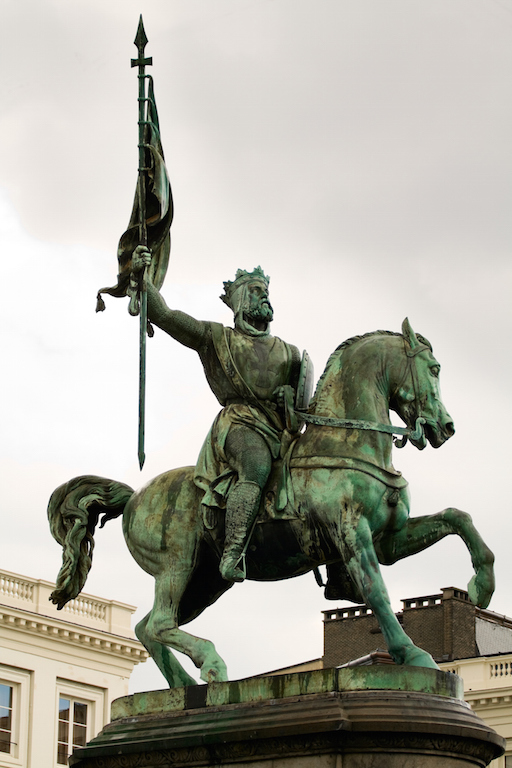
top-left (133, 246), bottom-right (208, 351)
top-left (146, 282), bottom-right (208, 351)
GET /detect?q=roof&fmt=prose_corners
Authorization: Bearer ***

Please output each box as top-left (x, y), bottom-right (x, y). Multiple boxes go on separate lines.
top-left (476, 617), bottom-right (512, 656)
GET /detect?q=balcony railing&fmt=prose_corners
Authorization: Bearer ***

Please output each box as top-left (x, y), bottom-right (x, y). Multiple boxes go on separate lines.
top-left (0, 568), bottom-right (134, 636)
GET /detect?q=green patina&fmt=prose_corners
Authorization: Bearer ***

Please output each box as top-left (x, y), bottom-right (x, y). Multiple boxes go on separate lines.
top-left (109, 667), bottom-right (463, 720)
top-left (48, 284), bottom-right (496, 688)
top-left (49, 18), bottom-right (494, 693)
top-left (45, 16), bottom-right (497, 722)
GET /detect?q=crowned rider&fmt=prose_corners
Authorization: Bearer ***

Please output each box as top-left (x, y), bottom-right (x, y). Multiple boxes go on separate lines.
top-left (131, 247), bottom-right (310, 582)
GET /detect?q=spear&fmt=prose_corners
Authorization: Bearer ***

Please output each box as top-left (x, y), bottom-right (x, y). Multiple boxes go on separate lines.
top-left (96, 17), bottom-right (172, 468)
top-left (131, 16), bottom-right (152, 469)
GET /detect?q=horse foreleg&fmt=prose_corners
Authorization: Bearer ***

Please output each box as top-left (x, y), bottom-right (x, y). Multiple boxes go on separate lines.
top-left (375, 509), bottom-right (495, 609)
top-left (341, 515), bottom-right (438, 669)
top-left (145, 572), bottom-right (228, 685)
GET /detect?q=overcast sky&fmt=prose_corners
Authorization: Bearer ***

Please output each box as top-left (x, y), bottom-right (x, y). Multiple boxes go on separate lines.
top-left (1, 0), bottom-right (511, 693)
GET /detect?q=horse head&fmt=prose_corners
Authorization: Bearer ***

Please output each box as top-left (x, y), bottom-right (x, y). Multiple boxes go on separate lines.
top-left (392, 318), bottom-right (455, 450)
top-left (307, 319), bottom-right (455, 454)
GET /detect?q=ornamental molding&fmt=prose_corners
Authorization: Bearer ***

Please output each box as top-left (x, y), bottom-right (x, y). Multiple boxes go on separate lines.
top-left (70, 730), bottom-right (500, 768)
top-left (467, 690), bottom-right (512, 708)
top-left (0, 602), bottom-right (148, 662)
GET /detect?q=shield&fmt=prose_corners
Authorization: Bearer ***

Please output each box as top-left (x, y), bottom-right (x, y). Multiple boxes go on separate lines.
top-left (295, 350), bottom-right (315, 410)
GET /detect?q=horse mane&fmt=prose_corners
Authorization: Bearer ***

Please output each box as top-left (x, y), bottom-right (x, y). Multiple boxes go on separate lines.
top-left (309, 329), bottom-right (431, 412)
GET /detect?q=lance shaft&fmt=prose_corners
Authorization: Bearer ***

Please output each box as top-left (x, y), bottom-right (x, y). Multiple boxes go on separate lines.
top-left (132, 15), bottom-right (152, 469)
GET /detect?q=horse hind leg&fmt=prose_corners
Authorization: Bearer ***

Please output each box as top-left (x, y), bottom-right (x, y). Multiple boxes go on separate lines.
top-left (143, 572), bottom-right (228, 687)
top-left (135, 612), bottom-right (197, 689)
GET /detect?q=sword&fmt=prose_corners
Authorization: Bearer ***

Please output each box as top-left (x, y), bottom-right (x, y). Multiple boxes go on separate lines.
top-left (131, 16), bottom-right (152, 470)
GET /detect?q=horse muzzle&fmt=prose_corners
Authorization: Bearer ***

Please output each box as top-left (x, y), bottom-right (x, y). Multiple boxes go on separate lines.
top-left (424, 415), bottom-right (455, 448)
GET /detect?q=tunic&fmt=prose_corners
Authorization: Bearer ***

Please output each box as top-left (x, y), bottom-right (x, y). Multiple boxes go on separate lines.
top-left (194, 322), bottom-right (300, 507)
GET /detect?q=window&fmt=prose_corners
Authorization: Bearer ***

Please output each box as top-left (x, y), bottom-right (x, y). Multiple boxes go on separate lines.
top-left (0, 667), bottom-right (30, 766)
top-left (0, 683), bottom-right (13, 754)
top-left (57, 697), bottom-right (88, 765)
top-left (55, 681), bottom-right (105, 766)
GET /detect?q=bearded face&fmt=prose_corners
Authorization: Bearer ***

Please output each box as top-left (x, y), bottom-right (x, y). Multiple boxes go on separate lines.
top-left (244, 281), bottom-right (274, 324)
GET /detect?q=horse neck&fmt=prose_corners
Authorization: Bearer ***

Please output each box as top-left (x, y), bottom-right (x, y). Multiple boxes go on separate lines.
top-left (314, 338), bottom-right (394, 419)
top-left (309, 335), bottom-right (398, 468)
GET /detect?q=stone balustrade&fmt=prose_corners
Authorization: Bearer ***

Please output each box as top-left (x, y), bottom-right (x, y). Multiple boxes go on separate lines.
top-left (0, 568), bottom-right (135, 637)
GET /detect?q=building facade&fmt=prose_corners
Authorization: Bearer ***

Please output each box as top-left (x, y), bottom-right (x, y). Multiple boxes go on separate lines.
top-left (0, 568), bottom-right (148, 768)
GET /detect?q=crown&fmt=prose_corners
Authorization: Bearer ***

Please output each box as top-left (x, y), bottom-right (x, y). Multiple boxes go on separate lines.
top-left (220, 266), bottom-right (270, 308)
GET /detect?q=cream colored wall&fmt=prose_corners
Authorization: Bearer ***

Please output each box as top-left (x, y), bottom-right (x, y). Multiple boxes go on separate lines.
top-left (0, 568), bottom-right (148, 768)
top-left (441, 655), bottom-right (512, 768)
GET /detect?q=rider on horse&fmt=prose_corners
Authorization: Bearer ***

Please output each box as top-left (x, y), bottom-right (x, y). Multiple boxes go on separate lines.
top-left (131, 248), bottom-right (312, 582)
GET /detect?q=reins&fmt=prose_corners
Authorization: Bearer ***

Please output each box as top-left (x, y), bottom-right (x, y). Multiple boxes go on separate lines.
top-left (296, 412), bottom-right (426, 448)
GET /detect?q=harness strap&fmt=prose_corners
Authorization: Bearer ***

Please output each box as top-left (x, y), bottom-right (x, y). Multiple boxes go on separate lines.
top-left (288, 455), bottom-right (408, 489)
top-left (296, 412), bottom-right (425, 445)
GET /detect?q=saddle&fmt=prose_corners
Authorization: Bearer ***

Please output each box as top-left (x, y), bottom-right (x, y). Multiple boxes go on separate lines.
top-left (202, 439), bottom-right (408, 532)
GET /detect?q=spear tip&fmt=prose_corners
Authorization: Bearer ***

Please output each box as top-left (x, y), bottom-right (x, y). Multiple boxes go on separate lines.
top-left (134, 15), bottom-right (149, 50)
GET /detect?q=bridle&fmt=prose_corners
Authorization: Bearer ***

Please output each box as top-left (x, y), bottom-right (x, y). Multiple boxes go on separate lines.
top-left (296, 339), bottom-right (431, 449)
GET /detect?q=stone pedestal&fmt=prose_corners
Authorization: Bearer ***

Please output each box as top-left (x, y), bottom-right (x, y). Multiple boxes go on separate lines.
top-left (70, 667), bottom-right (505, 768)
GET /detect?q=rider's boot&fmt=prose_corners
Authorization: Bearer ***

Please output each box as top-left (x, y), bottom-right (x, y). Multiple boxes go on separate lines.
top-left (220, 481), bottom-right (261, 583)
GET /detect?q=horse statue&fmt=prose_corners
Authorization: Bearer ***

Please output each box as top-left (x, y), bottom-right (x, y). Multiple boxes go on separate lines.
top-left (47, 318), bottom-right (495, 688)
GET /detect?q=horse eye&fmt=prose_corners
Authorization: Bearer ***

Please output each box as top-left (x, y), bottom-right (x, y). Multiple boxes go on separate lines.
top-left (430, 365), bottom-right (440, 378)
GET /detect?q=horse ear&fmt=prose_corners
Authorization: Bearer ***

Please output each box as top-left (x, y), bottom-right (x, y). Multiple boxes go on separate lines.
top-left (402, 317), bottom-right (420, 350)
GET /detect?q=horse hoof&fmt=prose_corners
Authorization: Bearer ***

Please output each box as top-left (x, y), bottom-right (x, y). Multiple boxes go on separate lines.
top-left (200, 661), bottom-right (228, 684)
top-left (402, 648), bottom-right (439, 670)
top-left (468, 571), bottom-right (494, 609)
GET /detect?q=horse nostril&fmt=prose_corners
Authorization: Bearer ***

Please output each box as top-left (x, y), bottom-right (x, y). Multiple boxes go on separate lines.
top-left (445, 421), bottom-right (455, 437)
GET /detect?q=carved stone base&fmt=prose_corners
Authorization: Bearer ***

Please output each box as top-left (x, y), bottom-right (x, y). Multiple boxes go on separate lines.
top-left (70, 667), bottom-right (505, 768)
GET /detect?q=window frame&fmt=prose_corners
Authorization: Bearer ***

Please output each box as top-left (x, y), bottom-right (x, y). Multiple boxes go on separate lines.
top-left (56, 695), bottom-right (89, 765)
top-left (0, 681), bottom-right (14, 756)
top-left (54, 680), bottom-right (105, 767)
top-left (0, 666), bottom-right (31, 767)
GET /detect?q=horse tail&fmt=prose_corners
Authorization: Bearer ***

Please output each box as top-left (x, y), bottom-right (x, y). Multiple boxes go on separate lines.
top-left (47, 475), bottom-right (134, 610)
